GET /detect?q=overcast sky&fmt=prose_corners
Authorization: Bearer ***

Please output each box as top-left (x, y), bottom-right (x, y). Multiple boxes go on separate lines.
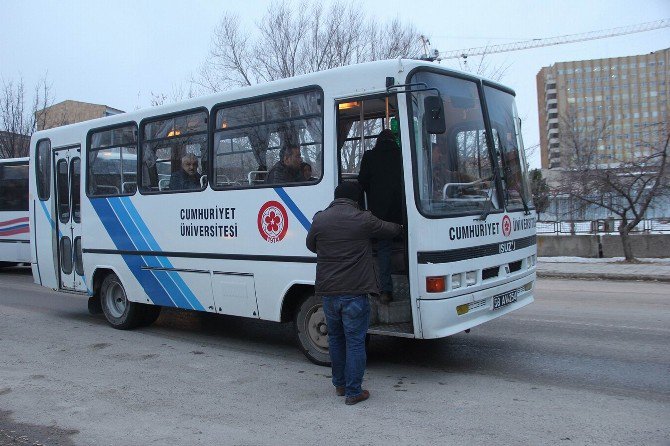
top-left (2, 0), bottom-right (668, 168)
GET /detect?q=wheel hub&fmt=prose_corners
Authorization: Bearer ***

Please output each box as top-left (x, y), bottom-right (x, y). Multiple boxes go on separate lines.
top-left (306, 306), bottom-right (329, 351)
top-left (105, 282), bottom-right (127, 319)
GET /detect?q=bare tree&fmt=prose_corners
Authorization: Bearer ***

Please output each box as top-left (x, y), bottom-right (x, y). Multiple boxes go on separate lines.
top-left (193, 0), bottom-right (425, 93)
top-left (149, 83), bottom-right (196, 107)
top-left (0, 75), bottom-right (53, 158)
top-left (450, 48), bottom-right (511, 83)
top-left (556, 113), bottom-right (670, 261)
top-left (529, 168), bottom-right (549, 219)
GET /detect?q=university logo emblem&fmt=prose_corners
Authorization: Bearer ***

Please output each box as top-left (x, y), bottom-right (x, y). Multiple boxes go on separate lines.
top-left (502, 215), bottom-right (512, 237)
top-left (258, 201), bottom-right (288, 243)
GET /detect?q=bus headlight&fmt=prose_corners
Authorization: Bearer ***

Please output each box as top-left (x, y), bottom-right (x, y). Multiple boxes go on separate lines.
top-left (451, 273), bottom-right (462, 289)
top-left (466, 271), bottom-right (477, 286)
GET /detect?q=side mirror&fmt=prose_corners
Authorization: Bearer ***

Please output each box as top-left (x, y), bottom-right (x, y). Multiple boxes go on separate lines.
top-left (423, 96), bottom-right (446, 134)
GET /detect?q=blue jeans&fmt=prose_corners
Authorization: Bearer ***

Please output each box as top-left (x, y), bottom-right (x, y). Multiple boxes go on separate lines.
top-left (322, 294), bottom-right (370, 398)
top-left (376, 238), bottom-right (393, 293)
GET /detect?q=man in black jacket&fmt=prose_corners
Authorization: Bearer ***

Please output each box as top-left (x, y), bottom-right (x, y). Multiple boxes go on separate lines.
top-left (265, 144), bottom-right (302, 184)
top-left (306, 182), bottom-right (401, 405)
top-left (358, 129), bottom-right (403, 303)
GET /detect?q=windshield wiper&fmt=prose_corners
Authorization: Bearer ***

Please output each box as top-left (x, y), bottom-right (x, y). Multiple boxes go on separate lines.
top-left (475, 177), bottom-right (496, 221)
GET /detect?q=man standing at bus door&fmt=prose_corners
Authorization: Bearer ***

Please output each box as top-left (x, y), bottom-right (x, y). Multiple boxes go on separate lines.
top-left (265, 144), bottom-right (302, 184)
top-left (169, 153), bottom-right (202, 190)
top-left (306, 182), bottom-right (401, 405)
top-left (358, 129), bottom-right (403, 304)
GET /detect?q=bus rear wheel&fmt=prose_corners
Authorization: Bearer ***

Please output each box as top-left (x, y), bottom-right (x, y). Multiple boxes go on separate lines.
top-left (100, 273), bottom-right (144, 330)
top-left (294, 294), bottom-right (331, 366)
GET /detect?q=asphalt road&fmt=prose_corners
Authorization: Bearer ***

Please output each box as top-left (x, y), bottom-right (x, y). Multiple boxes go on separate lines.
top-left (0, 266), bottom-right (668, 445)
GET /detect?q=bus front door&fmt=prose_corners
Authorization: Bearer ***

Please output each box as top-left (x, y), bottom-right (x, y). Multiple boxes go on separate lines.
top-left (54, 147), bottom-right (86, 292)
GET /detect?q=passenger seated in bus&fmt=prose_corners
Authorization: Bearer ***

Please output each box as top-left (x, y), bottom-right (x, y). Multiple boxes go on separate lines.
top-left (358, 129), bottom-right (403, 304)
top-left (169, 154), bottom-right (202, 190)
top-left (265, 144), bottom-right (302, 184)
top-left (300, 162), bottom-right (316, 181)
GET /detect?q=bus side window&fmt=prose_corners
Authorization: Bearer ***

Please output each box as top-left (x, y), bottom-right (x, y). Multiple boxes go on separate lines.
top-left (88, 124), bottom-right (137, 197)
top-left (212, 89), bottom-right (323, 190)
top-left (140, 110), bottom-right (208, 194)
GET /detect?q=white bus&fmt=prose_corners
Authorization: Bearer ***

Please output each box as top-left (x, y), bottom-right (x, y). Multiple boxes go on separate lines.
top-left (0, 157), bottom-right (30, 267)
top-left (29, 59), bottom-right (536, 364)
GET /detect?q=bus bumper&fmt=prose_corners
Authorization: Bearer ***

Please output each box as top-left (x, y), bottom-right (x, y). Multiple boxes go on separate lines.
top-left (417, 272), bottom-right (535, 339)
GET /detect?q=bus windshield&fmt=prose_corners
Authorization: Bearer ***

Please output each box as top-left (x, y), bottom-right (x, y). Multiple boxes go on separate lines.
top-left (483, 85), bottom-right (533, 212)
top-left (409, 71), bottom-right (534, 217)
top-left (409, 71), bottom-right (498, 217)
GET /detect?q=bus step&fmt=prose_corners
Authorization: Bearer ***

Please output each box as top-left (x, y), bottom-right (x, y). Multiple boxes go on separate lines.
top-left (371, 300), bottom-right (412, 325)
top-left (391, 275), bottom-right (410, 302)
top-left (368, 322), bottom-right (414, 337)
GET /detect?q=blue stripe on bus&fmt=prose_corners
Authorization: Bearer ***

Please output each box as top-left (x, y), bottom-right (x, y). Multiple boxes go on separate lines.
top-left (273, 187), bottom-right (311, 231)
top-left (79, 274), bottom-right (92, 295)
top-left (118, 197), bottom-right (205, 311)
top-left (0, 223), bottom-right (29, 233)
top-left (115, 197), bottom-right (204, 311)
top-left (39, 200), bottom-right (62, 237)
top-left (107, 197), bottom-right (199, 310)
top-left (90, 198), bottom-right (177, 308)
top-left (106, 198), bottom-right (187, 308)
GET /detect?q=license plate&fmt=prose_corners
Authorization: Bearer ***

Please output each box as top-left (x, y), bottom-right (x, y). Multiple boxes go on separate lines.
top-left (492, 290), bottom-right (517, 310)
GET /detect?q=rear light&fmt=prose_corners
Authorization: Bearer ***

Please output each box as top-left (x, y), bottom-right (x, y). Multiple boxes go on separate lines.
top-left (426, 276), bottom-right (446, 293)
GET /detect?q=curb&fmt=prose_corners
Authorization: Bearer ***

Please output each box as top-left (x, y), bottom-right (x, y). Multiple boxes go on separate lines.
top-left (537, 271), bottom-right (670, 282)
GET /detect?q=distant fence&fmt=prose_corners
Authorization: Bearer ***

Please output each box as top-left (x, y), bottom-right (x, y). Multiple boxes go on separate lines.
top-left (537, 219), bottom-right (670, 235)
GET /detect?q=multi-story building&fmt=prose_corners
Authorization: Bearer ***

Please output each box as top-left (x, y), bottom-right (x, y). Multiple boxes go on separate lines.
top-left (35, 100), bottom-right (124, 131)
top-left (537, 48), bottom-right (668, 170)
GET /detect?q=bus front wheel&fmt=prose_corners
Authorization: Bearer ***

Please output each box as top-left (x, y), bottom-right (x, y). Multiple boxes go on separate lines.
top-left (100, 273), bottom-right (144, 330)
top-left (294, 294), bottom-right (331, 366)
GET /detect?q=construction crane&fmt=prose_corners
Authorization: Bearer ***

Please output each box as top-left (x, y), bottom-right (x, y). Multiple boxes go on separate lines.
top-left (431, 19), bottom-right (669, 61)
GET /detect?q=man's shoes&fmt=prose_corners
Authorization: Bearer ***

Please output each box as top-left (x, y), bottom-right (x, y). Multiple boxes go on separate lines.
top-left (345, 390), bottom-right (370, 405)
top-left (379, 292), bottom-right (392, 304)
top-left (335, 386), bottom-right (345, 396)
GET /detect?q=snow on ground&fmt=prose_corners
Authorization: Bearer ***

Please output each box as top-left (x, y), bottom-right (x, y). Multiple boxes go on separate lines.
top-left (538, 257), bottom-right (670, 264)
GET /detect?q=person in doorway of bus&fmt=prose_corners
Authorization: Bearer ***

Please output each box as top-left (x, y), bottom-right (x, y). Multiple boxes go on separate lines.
top-left (306, 182), bottom-right (401, 405)
top-left (265, 144), bottom-right (302, 184)
top-left (169, 153), bottom-right (202, 190)
top-left (358, 128), bottom-right (403, 304)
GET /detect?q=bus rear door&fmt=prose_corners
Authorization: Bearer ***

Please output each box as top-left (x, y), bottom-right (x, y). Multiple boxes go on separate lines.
top-left (54, 146), bottom-right (86, 292)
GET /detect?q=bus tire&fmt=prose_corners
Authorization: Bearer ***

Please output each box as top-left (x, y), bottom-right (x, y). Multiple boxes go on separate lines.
top-left (140, 304), bottom-right (161, 327)
top-left (100, 273), bottom-right (144, 330)
top-left (294, 294), bottom-right (331, 367)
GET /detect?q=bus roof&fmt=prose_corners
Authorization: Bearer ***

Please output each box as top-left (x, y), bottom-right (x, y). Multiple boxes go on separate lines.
top-left (30, 58), bottom-right (514, 142)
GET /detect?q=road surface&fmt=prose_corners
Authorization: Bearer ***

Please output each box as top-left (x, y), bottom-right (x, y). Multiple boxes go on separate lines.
top-left (1, 267), bottom-right (668, 445)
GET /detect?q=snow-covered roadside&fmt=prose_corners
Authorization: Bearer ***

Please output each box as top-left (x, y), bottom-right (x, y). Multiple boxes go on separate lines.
top-left (539, 256), bottom-right (670, 264)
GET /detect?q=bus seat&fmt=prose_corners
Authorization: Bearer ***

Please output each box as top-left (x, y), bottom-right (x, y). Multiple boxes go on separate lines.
top-left (158, 178), bottom-right (170, 191)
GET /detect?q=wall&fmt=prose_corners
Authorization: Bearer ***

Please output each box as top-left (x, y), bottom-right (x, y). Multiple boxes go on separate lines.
top-left (537, 235), bottom-right (600, 257)
top-left (600, 234), bottom-right (670, 258)
top-left (537, 234), bottom-right (670, 258)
